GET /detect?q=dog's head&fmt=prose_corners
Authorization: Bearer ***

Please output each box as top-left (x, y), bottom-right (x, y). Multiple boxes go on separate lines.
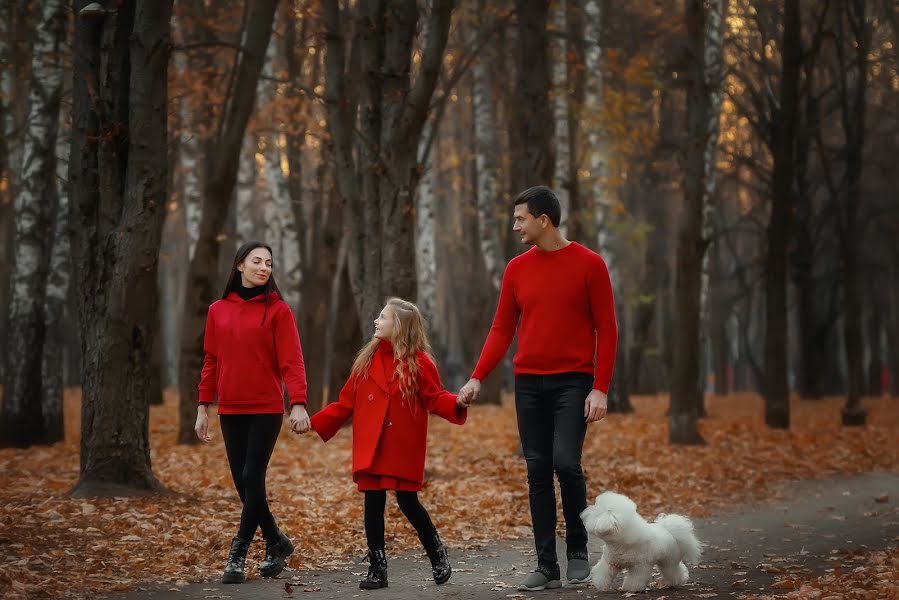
top-left (580, 492), bottom-right (638, 539)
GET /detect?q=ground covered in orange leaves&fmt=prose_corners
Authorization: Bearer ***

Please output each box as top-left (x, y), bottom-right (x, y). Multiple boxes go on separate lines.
top-left (744, 546), bottom-right (898, 600)
top-left (0, 391), bottom-right (896, 599)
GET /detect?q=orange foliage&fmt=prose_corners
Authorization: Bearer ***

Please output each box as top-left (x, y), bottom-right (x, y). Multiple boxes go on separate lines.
top-left (0, 390), bottom-right (896, 599)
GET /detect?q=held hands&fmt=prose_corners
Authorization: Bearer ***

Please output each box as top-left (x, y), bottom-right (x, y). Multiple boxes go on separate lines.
top-left (289, 404), bottom-right (311, 434)
top-left (584, 389), bottom-right (608, 423)
top-left (457, 378), bottom-right (481, 407)
top-left (195, 406), bottom-right (212, 443)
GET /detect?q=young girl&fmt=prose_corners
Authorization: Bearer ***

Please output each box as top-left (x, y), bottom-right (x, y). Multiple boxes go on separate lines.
top-left (309, 298), bottom-right (467, 590)
top-left (195, 241), bottom-right (310, 584)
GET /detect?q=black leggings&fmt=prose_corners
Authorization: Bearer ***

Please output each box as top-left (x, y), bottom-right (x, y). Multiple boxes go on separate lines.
top-left (364, 490), bottom-right (437, 550)
top-left (219, 413), bottom-right (283, 542)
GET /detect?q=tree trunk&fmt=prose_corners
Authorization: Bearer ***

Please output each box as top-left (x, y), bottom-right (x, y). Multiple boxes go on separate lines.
top-left (889, 264), bottom-right (899, 396)
top-left (710, 241), bottom-right (729, 395)
top-left (512, 0), bottom-right (554, 191)
top-left (41, 106), bottom-right (73, 443)
top-left (0, 0), bottom-right (66, 448)
top-left (177, 0), bottom-right (280, 444)
top-left (865, 277), bottom-right (882, 396)
top-left (70, 0), bottom-right (174, 495)
top-left (301, 167), bottom-right (343, 413)
top-left (837, 0), bottom-right (869, 425)
top-left (763, 0), bottom-right (800, 429)
top-left (565, 0), bottom-right (586, 242)
top-left (697, 0), bottom-right (725, 408)
top-left (551, 0), bottom-right (570, 236)
top-left (416, 129), bottom-right (440, 341)
top-left (670, 0), bottom-right (707, 445)
top-left (472, 0), bottom-right (503, 293)
top-left (327, 253), bottom-right (362, 403)
top-left (324, 0), bottom-right (454, 328)
top-left (583, 0), bottom-right (609, 252)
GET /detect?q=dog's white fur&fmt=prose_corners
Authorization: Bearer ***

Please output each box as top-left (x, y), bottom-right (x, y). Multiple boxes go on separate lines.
top-left (580, 491), bottom-right (702, 592)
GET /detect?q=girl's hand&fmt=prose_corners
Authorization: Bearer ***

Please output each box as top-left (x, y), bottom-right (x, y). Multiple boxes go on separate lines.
top-left (289, 404), bottom-right (311, 434)
top-left (195, 407), bottom-right (212, 443)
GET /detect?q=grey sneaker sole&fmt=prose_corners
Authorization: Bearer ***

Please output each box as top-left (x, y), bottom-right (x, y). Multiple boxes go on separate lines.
top-left (518, 579), bottom-right (562, 591)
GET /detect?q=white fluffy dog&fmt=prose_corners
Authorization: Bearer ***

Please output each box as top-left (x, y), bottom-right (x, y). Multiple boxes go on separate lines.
top-left (580, 491), bottom-right (702, 592)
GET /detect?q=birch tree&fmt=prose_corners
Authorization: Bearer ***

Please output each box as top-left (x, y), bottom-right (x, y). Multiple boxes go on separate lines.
top-left (584, 0), bottom-right (610, 251)
top-left (698, 0), bottom-right (726, 398)
top-left (41, 92), bottom-right (73, 444)
top-left (472, 0), bottom-right (503, 293)
top-left (415, 129), bottom-right (439, 340)
top-left (0, 0), bottom-right (66, 447)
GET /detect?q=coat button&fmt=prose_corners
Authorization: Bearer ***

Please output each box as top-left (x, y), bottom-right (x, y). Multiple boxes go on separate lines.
top-left (387, 421), bottom-right (393, 427)
top-left (368, 394), bottom-right (374, 401)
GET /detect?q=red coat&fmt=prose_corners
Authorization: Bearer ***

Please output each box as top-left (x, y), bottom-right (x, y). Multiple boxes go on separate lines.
top-left (198, 292), bottom-right (307, 413)
top-left (310, 342), bottom-right (466, 491)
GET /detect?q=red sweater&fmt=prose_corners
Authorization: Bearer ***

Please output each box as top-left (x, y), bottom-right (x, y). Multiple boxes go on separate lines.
top-left (472, 242), bottom-right (618, 392)
top-left (198, 292), bottom-right (307, 413)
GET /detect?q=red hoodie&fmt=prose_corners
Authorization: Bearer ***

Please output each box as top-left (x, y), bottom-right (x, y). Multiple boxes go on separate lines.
top-left (198, 292), bottom-right (307, 413)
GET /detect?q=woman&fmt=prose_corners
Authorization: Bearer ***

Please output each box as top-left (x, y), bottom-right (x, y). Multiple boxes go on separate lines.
top-left (195, 241), bottom-right (310, 584)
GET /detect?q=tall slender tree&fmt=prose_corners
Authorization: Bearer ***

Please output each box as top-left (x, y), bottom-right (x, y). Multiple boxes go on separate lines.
top-left (763, 0), bottom-right (800, 429)
top-left (0, 0), bottom-right (67, 447)
top-left (670, 0), bottom-right (708, 445)
top-left (835, 0), bottom-right (870, 425)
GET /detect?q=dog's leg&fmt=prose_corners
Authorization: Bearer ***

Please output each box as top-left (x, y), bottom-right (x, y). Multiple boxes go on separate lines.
top-left (659, 561), bottom-right (689, 587)
top-left (621, 564), bottom-right (652, 592)
top-left (590, 556), bottom-right (616, 591)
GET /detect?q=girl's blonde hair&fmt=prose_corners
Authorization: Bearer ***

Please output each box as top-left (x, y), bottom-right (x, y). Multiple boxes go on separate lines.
top-left (351, 298), bottom-right (434, 410)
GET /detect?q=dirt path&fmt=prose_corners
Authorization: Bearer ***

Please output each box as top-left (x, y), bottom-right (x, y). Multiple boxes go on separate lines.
top-left (114, 472), bottom-right (898, 599)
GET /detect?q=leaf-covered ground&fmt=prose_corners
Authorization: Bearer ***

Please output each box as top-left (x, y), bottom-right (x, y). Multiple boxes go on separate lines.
top-left (0, 390), bottom-right (896, 599)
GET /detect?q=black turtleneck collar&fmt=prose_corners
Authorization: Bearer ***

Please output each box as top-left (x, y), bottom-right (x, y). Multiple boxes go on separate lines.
top-left (235, 282), bottom-right (267, 301)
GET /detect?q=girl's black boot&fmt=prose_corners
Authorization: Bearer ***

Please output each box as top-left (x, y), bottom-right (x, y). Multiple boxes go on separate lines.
top-left (422, 532), bottom-right (452, 585)
top-left (359, 548), bottom-right (388, 589)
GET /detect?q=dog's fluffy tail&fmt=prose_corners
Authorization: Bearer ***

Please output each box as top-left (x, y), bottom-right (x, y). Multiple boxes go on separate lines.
top-left (655, 514), bottom-right (702, 565)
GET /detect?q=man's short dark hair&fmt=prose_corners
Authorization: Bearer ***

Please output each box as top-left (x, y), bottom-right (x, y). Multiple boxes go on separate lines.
top-left (514, 186), bottom-right (561, 227)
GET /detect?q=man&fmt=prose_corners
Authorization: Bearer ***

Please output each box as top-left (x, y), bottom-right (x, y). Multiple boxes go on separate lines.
top-left (458, 186), bottom-right (617, 591)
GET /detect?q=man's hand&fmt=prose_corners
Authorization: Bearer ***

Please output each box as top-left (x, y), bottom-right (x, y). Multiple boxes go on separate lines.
top-left (584, 389), bottom-right (608, 423)
top-left (458, 378), bottom-right (482, 406)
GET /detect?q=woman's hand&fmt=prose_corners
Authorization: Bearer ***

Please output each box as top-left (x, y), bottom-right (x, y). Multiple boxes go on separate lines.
top-left (195, 406), bottom-right (212, 442)
top-left (289, 404), bottom-right (311, 434)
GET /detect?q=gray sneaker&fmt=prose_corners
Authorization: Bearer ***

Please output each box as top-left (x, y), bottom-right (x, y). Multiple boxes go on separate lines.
top-left (518, 566), bottom-right (562, 591)
top-left (566, 558), bottom-right (591, 584)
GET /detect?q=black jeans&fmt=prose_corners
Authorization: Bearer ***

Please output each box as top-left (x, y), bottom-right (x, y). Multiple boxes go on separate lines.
top-left (514, 372), bottom-right (592, 569)
top-left (219, 413), bottom-right (283, 542)
top-left (364, 490), bottom-right (437, 550)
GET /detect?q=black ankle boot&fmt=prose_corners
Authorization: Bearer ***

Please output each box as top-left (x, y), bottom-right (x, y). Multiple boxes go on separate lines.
top-left (422, 532), bottom-right (451, 585)
top-left (259, 529), bottom-right (295, 578)
top-left (359, 548), bottom-right (388, 590)
top-left (222, 537), bottom-right (251, 584)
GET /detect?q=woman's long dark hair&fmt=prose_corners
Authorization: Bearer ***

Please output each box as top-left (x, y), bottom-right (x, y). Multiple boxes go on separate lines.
top-left (222, 241), bottom-right (283, 324)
